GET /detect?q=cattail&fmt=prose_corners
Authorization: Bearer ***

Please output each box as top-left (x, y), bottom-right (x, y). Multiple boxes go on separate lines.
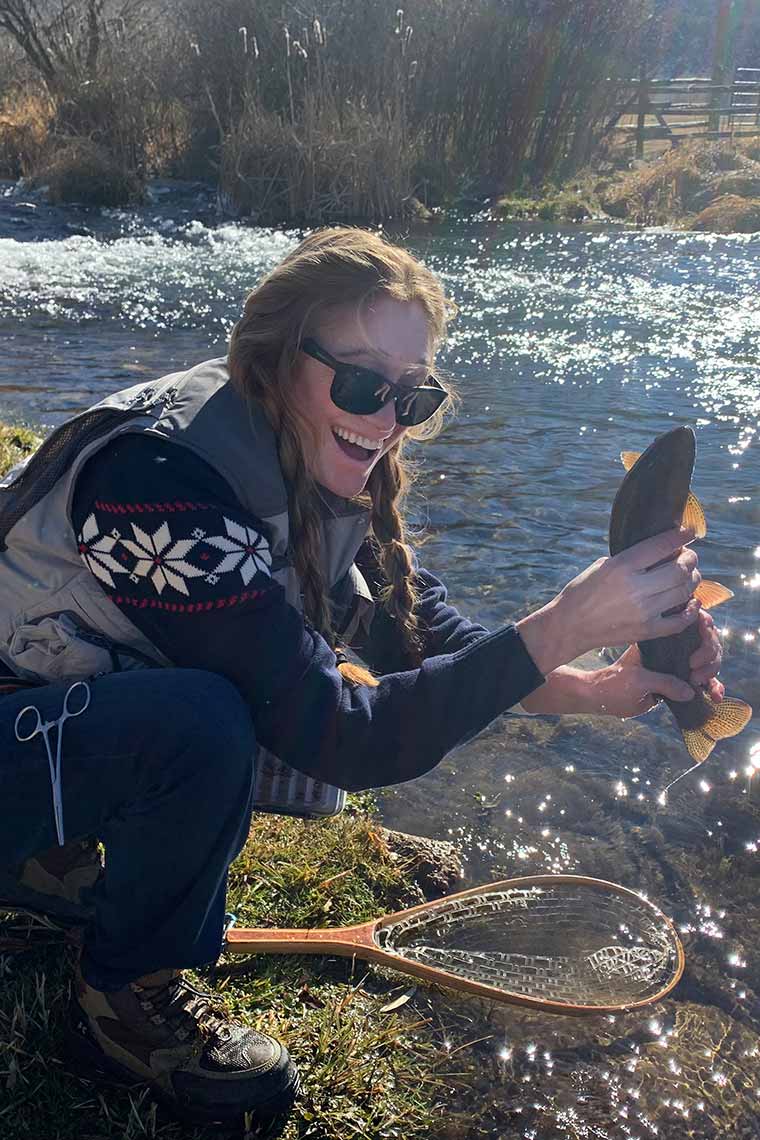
top-left (313, 17), bottom-right (324, 46)
top-left (284, 26), bottom-right (291, 57)
top-left (239, 26), bottom-right (248, 54)
top-left (252, 34), bottom-right (259, 60)
top-left (408, 59), bottom-right (418, 79)
top-left (395, 9), bottom-right (404, 35)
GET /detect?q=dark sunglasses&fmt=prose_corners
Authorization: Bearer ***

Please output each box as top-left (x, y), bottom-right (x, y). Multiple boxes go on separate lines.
top-left (301, 338), bottom-right (448, 427)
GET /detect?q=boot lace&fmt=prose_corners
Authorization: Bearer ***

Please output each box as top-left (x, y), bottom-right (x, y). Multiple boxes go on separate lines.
top-left (134, 974), bottom-right (231, 1044)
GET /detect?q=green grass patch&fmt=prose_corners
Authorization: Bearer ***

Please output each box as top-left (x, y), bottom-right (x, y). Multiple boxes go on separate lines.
top-left (494, 187), bottom-right (597, 223)
top-left (0, 424), bottom-right (41, 474)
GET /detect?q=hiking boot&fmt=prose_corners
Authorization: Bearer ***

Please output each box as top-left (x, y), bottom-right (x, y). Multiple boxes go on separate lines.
top-left (66, 965), bottom-right (300, 1126)
top-left (0, 838), bottom-right (102, 926)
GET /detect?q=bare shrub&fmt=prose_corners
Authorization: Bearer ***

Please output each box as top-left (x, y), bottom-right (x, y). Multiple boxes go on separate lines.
top-left (28, 136), bottom-right (142, 204)
top-left (0, 0), bottom-right (186, 179)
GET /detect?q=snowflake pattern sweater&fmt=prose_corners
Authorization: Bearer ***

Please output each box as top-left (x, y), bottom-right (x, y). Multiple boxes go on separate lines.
top-left (71, 434), bottom-right (544, 791)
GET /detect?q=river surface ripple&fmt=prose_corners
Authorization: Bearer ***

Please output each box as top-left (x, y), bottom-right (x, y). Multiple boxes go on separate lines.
top-left (1, 190), bottom-right (760, 1137)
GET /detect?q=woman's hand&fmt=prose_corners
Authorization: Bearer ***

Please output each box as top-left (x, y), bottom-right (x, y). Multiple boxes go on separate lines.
top-left (557, 527), bottom-right (703, 654)
top-left (585, 610), bottom-right (724, 718)
top-left (687, 609), bottom-right (724, 702)
top-left (518, 526), bottom-right (703, 676)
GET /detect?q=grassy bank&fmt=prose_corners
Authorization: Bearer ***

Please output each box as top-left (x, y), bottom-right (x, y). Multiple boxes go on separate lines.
top-left (0, 423), bottom-right (41, 472)
top-left (494, 139), bottom-right (760, 232)
top-left (2, 806), bottom-right (464, 1138)
top-left (0, 0), bottom-right (652, 221)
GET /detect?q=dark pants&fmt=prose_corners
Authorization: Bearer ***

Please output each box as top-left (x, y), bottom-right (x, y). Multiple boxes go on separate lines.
top-left (0, 668), bottom-right (256, 990)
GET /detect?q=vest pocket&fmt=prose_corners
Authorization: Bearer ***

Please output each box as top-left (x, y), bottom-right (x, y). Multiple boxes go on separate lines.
top-left (8, 612), bottom-right (118, 682)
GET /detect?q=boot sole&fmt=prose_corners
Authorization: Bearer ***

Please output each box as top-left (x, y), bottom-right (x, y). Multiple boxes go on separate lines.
top-left (63, 1017), bottom-right (301, 1127)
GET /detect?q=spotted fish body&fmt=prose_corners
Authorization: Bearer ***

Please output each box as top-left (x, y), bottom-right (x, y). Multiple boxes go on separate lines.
top-left (609, 426), bottom-right (752, 763)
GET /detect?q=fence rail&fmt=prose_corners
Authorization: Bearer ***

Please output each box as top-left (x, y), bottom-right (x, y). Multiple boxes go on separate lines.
top-left (606, 67), bottom-right (760, 157)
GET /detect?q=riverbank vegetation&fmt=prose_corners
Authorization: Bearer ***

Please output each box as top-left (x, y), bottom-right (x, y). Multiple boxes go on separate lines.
top-left (1, 0), bottom-right (656, 220)
top-left (495, 138), bottom-right (760, 231)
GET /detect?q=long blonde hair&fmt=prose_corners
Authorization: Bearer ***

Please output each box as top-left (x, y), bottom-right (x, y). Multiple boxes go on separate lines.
top-left (228, 227), bottom-right (456, 685)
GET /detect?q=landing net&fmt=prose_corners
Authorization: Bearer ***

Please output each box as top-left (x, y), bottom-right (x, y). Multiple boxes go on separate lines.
top-left (374, 881), bottom-right (680, 1007)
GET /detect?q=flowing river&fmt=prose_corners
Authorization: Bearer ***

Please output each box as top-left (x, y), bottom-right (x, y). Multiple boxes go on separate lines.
top-left (1, 184), bottom-right (759, 1138)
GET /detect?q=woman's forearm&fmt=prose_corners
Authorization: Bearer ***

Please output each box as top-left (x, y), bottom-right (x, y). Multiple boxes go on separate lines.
top-left (519, 665), bottom-right (598, 715)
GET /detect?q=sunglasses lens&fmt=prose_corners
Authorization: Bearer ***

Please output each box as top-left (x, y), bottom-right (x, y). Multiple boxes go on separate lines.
top-left (395, 388), bottom-right (447, 427)
top-left (330, 367), bottom-right (389, 415)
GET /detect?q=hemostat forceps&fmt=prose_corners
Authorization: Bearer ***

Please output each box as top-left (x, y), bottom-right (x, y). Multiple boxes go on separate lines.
top-left (14, 680), bottom-right (91, 846)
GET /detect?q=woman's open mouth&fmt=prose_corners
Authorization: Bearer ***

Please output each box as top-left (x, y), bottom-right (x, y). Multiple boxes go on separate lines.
top-left (332, 425), bottom-right (383, 463)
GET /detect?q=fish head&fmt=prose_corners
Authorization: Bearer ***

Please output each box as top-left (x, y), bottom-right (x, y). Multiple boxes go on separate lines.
top-left (609, 427), bottom-right (695, 555)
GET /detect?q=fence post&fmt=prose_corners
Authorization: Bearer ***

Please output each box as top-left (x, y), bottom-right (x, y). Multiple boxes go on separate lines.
top-left (710, 0), bottom-right (734, 133)
top-left (636, 61), bottom-right (648, 159)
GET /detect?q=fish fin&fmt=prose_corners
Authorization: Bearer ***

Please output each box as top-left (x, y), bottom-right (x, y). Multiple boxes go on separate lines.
top-left (682, 492), bottom-right (707, 538)
top-left (704, 698), bottom-right (753, 739)
top-left (694, 580), bottom-right (734, 610)
top-left (682, 698), bottom-right (753, 761)
top-left (620, 451), bottom-right (641, 471)
top-left (681, 728), bottom-right (717, 763)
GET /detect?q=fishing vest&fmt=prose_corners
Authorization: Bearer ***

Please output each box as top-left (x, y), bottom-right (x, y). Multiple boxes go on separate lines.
top-left (0, 357), bottom-right (374, 683)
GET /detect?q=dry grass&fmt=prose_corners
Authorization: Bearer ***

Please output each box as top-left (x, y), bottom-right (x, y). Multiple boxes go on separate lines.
top-left (495, 186), bottom-right (597, 222)
top-left (690, 194), bottom-right (760, 234)
top-left (142, 99), bottom-right (195, 179)
top-left (221, 96), bottom-right (414, 222)
top-left (598, 146), bottom-right (706, 224)
top-left (0, 87), bottom-right (54, 178)
top-left (595, 141), bottom-right (760, 228)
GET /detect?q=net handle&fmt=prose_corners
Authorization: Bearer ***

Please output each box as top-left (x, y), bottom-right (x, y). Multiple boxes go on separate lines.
top-left (224, 874), bottom-right (686, 1016)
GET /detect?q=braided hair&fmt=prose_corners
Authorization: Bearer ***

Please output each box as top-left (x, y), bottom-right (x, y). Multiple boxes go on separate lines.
top-left (228, 227), bottom-right (456, 686)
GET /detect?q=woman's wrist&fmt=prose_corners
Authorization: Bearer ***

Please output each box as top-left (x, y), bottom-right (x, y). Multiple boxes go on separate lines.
top-left (516, 596), bottom-right (585, 677)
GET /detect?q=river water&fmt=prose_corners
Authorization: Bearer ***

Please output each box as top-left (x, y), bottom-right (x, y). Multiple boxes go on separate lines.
top-left (1, 185), bottom-right (760, 1138)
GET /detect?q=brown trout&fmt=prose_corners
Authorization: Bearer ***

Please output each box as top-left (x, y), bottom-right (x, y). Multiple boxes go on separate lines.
top-left (608, 426), bottom-right (752, 762)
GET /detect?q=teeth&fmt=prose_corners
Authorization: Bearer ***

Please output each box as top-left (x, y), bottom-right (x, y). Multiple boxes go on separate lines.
top-left (333, 426), bottom-right (382, 450)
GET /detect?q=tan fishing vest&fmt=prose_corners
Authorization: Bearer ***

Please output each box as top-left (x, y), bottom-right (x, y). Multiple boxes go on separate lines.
top-left (0, 358), bottom-right (374, 682)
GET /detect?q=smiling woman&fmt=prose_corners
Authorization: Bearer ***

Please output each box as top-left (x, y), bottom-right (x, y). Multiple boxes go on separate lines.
top-left (0, 225), bottom-right (723, 1131)
top-left (292, 300), bottom-right (435, 498)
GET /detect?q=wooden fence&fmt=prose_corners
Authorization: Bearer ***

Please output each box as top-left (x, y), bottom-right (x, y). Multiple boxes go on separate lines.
top-left (606, 66), bottom-right (760, 158)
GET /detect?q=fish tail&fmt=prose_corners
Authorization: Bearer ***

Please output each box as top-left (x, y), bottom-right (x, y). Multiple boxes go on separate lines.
top-left (694, 580), bottom-right (733, 610)
top-left (680, 698), bottom-right (753, 763)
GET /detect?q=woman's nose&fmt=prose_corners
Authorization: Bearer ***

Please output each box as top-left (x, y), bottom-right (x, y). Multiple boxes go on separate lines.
top-left (367, 396), bottom-right (397, 434)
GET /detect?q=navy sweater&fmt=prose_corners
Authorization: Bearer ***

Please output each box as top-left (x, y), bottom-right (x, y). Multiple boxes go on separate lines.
top-left (72, 434), bottom-right (544, 791)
